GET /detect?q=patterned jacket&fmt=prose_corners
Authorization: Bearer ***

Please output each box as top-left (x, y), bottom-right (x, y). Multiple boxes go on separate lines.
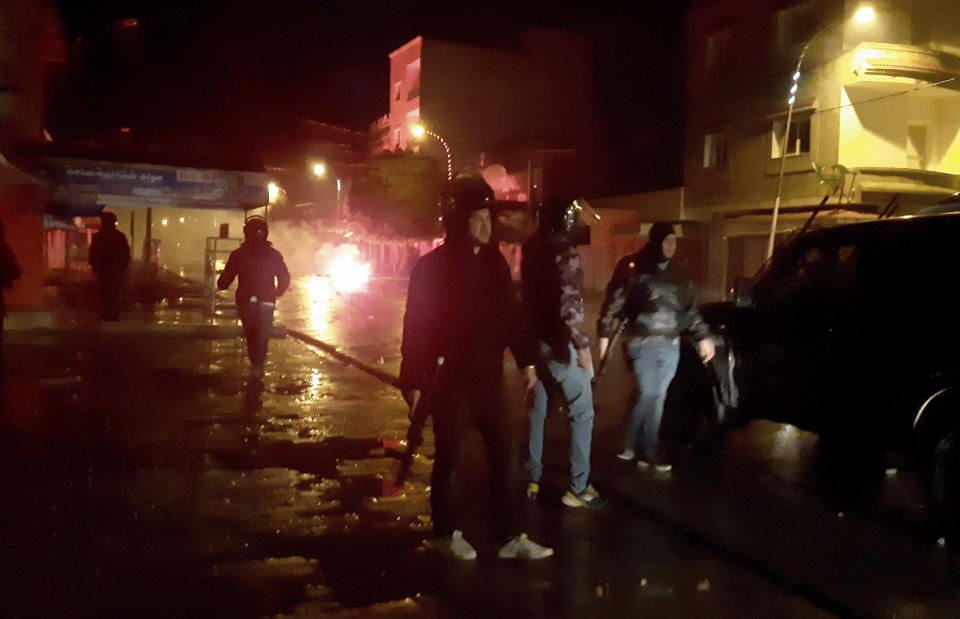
top-left (521, 234), bottom-right (590, 363)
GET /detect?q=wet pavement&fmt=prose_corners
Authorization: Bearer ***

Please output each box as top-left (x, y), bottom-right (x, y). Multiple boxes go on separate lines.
top-left (2, 276), bottom-right (959, 617)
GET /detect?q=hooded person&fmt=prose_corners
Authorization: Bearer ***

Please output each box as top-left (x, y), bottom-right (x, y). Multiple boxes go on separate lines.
top-left (520, 196), bottom-right (602, 508)
top-left (217, 216), bottom-right (290, 378)
top-left (88, 211), bottom-right (131, 321)
top-left (596, 221), bottom-right (715, 472)
top-left (399, 174), bottom-right (554, 561)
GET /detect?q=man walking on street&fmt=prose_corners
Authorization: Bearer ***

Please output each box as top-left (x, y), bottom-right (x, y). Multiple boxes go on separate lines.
top-left (218, 216), bottom-right (290, 379)
top-left (521, 196), bottom-right (602, 508)
top-left (88, 211), bottom-right (130, 321)
top-left (400, 174), bottom-right (553, 561)
top-left (597, 222), bottom-right (715, 472)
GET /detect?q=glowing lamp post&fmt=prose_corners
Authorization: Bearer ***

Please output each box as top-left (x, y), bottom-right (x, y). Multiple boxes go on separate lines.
top-left (411, 123), bottom-right (453, 180)
top-left (767, 4), bottom-right (875, 260)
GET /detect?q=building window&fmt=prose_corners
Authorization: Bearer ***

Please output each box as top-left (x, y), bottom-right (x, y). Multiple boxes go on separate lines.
top-left (771, 116), bottom-right (811, 158)
top-left (393, 80), bottom-right (402, 102)
top-left (703, 133), bottom-right (728, 168)
top-left (405, 59), bottom-right (421, 100)
top-left (706, 30), bottom-right (731, 71)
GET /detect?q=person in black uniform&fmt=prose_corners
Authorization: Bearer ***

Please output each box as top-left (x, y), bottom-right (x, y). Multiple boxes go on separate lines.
top-left (217, 216), bottom-right (290, 378)
top-left (88, 211), bottom-right (130, 321)
top-left (400, 174), bottom-right (553, 561)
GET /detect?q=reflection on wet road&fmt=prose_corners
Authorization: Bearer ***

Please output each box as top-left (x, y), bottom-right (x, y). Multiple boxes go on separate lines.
top-left (1, 276), bottom-right (958, 617)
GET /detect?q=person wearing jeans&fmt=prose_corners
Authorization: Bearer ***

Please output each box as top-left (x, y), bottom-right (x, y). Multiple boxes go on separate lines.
top-left (522, 196), bottom-right (601, 508)
top-left (597, 222), bottom-right (715, 472)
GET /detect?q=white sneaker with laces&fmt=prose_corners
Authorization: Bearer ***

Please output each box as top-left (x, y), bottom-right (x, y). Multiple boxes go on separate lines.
top-left (429, 530), bottom-right (477, 560)
top-left (498, 533), bottom-right (554, 560)
top-left (616, 447), bottom-right (635, 461)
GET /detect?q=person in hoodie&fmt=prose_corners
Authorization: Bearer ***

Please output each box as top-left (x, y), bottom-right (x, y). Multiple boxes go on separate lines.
top-left (400, 174), bottom-right (553, 561)
top-left (217, 216), bottom-right (290, 378)
top-left (88, 211), bottom-right (130, 321)
top-left (596, 221), bottom-right (715, 472)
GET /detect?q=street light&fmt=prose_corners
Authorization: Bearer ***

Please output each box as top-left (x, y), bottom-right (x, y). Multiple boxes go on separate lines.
top-left (411, 123), bottom-right (453, 180)
top-left (766, 4), bottom-right (876, 260)
top-left (311, 160), bottom-right (343, 232)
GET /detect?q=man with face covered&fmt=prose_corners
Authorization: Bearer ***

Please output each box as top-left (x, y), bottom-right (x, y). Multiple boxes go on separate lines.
top-left (597, 221), bottom-right (715, 472)
top-left (400, 174), bottom-right (553, 561)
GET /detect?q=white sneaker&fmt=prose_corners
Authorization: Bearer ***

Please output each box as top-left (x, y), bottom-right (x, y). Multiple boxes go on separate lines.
top-left (498, 533), bottom-right (554, 560)
top-left (429, 530), bottom-right (477, 560)
top-left (617, 447), bottom-right (635, 461)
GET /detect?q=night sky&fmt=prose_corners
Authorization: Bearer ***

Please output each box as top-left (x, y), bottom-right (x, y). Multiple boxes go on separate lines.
top-left (52, 0), bottom-right (687, 192)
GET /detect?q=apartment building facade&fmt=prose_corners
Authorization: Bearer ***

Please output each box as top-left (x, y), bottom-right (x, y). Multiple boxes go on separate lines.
top-left (685, 0), bottom-right (960, 298)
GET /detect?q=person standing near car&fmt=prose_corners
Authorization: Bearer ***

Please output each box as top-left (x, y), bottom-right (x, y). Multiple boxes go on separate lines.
top-left (521, 196), bottom-right (602, 508)
top-left (597, 221), bottom-right (715, 472)
top-left (217, 216), bottom-right (290, 379)
top-left (400, 174), bottom-right (553, 561)
top-left (88, 211), bottom-right (131, 321)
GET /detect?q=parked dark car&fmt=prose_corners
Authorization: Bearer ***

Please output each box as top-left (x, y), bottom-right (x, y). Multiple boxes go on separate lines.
top-left (699, 214), bottom-right (960, 524)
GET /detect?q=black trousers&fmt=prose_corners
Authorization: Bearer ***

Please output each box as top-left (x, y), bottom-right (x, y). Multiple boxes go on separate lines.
top-left (430, 372), bottom-right (520, 542)
top-left (237, 300), bottom-right (275, 366)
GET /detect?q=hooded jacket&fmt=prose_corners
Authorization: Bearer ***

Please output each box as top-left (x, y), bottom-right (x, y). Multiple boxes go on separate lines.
top-left (597, 227), bottom-right (710, 342)
top-left (400, 240), bottom-right (532, 392)
top-left (521, 234), bottom-right (590, 363)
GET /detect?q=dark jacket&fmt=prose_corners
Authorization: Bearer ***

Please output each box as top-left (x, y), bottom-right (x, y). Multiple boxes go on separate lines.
top-left (400, 241), bottom-right (532, 391)
top-left (217, 240), bottom-right (290, 304)
top-left (521, 235), bottom-right (590, 363)
top-left (88, 229), bottom-right (130, 279)
top-left (597, 248), bottom-right (710, 342)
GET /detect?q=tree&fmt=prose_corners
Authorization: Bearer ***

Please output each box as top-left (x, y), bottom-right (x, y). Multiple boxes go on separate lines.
top-left (347, 151), bottom-right (443, 238)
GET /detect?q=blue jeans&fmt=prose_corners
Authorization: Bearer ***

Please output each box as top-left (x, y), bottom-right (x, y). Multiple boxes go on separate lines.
top-left (238, 300), bottom-right (275, 366)
top-left (527, 341), bottom-right (595, 494)
top-left (625, 337), bottom-right (681, 460)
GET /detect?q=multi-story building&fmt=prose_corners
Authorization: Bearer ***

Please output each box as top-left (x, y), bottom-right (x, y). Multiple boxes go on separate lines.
top-left (374, 29), bottom-right (600, 203)
top-left (684, 0), bottom-right (960, 299)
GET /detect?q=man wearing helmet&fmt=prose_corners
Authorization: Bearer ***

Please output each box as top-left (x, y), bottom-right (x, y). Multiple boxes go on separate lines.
top-left (400, 174), bottom-right (553, 561)
top-left (521, 196), bottom-right (602, 508)
top-left (597, 221), bottom-right (715, 472)
top-left (88, 211), bottom-right (131, 321)
top-left (217, 216), bottom-right (290, 379)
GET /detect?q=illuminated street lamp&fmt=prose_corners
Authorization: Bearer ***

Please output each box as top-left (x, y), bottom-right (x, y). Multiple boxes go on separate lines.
top-left (411, 123), bottom-right (453, 180)
top-left (767, 4), bottom-right (876, 260)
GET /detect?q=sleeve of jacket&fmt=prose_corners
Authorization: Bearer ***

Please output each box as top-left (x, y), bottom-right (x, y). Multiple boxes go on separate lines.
top-left (399, 258), bottom-right (433, 391)
top-left (681, 281), bottom-right (712, 341)
top-left (559, 246), bottom-right (590, 351)
top-left (275, 251), bottom-right (291, 296)
top-left (217, 251), bottom-right (238, 290)
top-left (597, 254), bottom-right (634, 338)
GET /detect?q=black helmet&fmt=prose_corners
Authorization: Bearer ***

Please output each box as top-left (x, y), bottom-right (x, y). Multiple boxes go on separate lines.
top-left (439, 175), bottom-right (495, 237)
top-left (537, 196), bottom-right (598, 245)
top-left (440, 175), bottom-right (495, 217)
top-left (243, 216), bottom-right (269, 242)
top-left (100, 211), bottom-right (118, 229)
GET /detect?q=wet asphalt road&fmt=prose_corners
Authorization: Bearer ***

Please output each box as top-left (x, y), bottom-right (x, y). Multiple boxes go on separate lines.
top-left (2, 276), bottom-right (959, 617)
